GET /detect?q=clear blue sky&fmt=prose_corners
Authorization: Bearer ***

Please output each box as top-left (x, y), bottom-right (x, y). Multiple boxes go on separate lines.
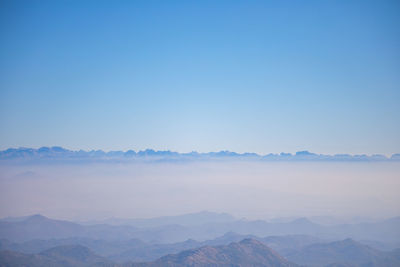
top-left (0, 0), bottom-right (399, 155)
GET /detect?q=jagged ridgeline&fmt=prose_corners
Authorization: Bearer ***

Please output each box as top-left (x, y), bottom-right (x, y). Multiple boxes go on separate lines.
top-left (0, 147), bottom-right (398, 162)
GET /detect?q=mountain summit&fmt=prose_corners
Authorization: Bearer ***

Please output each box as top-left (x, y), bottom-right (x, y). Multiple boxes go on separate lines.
top-left (131, 238), bottom-right (297, 267)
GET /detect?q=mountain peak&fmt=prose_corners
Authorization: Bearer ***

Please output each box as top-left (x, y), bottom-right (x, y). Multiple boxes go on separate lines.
top-left (239, 238), bottom-right (264, 246)
top-left (150, 238), bottom-right (296, 266)
top-left (24, 214), bottom-right (49, 222)
top-left (295, 151), bottom-right (316, 156)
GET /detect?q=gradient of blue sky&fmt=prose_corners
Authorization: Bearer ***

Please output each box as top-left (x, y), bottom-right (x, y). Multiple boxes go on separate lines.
top-left (0, 0), bottom-right (399, 155)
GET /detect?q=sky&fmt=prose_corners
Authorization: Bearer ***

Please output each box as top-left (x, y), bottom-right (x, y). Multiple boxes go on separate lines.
top-left (0, 0), bottom-right (399, 155)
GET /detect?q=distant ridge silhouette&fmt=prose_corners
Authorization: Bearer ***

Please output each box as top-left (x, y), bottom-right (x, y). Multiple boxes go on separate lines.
top-left (0, 147), bottom-right (398, 162)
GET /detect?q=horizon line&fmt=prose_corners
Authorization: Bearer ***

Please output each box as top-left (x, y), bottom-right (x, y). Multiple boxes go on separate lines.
top-left (1, 146), bottom-right (399, 160)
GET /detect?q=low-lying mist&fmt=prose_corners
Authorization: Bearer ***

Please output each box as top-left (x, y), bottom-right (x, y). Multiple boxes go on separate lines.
top-left (0, 161), bottom-right (399, 221)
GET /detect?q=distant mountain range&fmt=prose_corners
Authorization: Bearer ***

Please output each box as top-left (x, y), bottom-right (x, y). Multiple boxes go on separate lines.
top-left (0, 214), bottom-right (139, 242)
top-left (1, 146), bottom-right (399, 162)
top-left (1, 213), bottom-right (399, 246)
top-left (0, 239), bottom-right (297, 267)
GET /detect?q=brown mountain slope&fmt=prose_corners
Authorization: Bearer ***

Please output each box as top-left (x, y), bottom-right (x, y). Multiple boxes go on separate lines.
top-left (129, 238), bottom-right (297, 267)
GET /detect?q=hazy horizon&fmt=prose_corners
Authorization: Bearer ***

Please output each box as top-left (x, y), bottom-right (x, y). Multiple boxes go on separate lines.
top-left (1, 160), bottom-right (399, 222)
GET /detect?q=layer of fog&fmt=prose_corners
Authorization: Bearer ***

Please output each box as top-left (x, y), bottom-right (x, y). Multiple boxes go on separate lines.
top-left (0, 161), bottom-right (399, 221)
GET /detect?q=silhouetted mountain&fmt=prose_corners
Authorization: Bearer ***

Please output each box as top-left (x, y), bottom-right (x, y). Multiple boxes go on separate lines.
top-left (129, 238), bottom-right (297, 267)
top-left (0, 214), bottom-right (138, 242)
top-left (285, 238), bottom-right (400, 267)
top-left (0, 147), bottom-right (397, 162)
top-left (0, 214), bottom-right (86, 242)
top-left (0, 216), bottom-right (30, 223)
top-left (1, 214), bottom-right (399, 245)
top-left (0, 237), bottom-right (147, 259)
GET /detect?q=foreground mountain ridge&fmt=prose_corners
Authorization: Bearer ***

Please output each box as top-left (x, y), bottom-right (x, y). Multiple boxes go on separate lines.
top-left (0, 244), bottom-right (111, 267)
top-left (130, 238), bottom-right (297, 267)
top-left (2, 238), bottom-right (400, 267)
top-left (285, 238), bottom-right (400, 266)
top-left (0, 239), bottom-right (298, 267)
top-left (0, 214), bottom-right (399, 266)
